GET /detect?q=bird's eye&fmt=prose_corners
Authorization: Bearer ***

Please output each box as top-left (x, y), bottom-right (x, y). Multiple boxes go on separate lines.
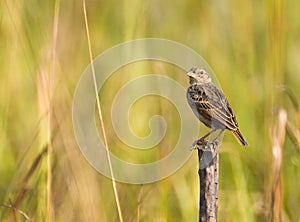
top-left (200, 70), bottom-right (204, 74)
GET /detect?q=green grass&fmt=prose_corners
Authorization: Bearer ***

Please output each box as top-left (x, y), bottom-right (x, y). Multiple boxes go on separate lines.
top-left (1, 0), bottom-right (300, 221)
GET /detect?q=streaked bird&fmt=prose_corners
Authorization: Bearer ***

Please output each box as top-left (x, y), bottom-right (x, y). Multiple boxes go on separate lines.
top-left (186, 67), bottom-right (248, 146)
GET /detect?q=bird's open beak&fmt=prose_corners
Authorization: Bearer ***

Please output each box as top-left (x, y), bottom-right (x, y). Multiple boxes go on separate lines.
top-left (187, 71), bottom-right (196, 78)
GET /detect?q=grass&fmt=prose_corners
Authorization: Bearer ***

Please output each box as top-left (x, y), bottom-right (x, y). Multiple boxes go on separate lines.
top-left (1, 0), bottom-right (300, 221)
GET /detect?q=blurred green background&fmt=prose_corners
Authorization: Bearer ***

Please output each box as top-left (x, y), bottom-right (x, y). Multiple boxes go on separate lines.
top-left (1, 0), bottom-right (300, 221)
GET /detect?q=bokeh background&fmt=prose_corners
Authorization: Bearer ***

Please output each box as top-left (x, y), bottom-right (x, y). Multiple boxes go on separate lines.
top-left (1, 0), bottom-right (300, 221)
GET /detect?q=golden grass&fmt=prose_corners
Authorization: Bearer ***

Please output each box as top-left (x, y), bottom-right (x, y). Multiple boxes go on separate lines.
top-left (82, 0), bottom-right (124, 221)
top-left (0, 0), bottom-right (300, 221)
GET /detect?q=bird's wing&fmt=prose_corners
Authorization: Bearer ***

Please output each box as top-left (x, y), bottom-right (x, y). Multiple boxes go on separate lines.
top-left (188, 83), bottom-right (238, 130)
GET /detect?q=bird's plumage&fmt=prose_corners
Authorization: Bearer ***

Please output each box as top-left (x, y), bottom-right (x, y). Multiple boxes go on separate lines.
top-left (186, 67), bottom-right (248, 146)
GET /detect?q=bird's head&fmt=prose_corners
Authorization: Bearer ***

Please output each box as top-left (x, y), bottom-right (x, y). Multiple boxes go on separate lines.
top-left (187, 67), bottom-right (211, 84)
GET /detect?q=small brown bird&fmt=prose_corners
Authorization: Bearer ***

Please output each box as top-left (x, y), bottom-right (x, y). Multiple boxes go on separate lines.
top-left (186, 67), bottom-right (248, 146)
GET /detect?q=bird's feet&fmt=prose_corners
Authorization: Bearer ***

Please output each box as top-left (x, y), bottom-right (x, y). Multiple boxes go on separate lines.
top-left (190, 140), bottom-right (221, 168)
top-left (189, 139), bottom-right (220, 152)
top-left (189, 139), bottom-right (208, 150)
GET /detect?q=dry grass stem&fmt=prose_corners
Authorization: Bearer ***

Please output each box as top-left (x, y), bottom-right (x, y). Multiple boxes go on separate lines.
top-left (136, 185), bottom-right (143, 222)
top-left (82, 1), bottom-right (124, 221)
top-left (271, 109), bottom-right (287, 222)
top-left (46, 1), bottom-right (60, 221)
top-left (0, 204), bottom-right (32, 221)
top-left (8, 146), bottom-right (47, 220)
top-left (286, 120), bottom-right (300, 152)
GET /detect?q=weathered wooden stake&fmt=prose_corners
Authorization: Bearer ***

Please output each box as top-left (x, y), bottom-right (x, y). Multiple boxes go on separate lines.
top-left (196, 141), bottom-right (219, 222)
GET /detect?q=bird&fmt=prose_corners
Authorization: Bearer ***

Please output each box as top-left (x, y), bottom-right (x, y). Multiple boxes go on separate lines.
top-left (186, 67), bottom-right (248, 146)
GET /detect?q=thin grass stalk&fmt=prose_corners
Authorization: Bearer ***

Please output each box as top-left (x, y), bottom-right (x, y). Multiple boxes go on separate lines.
top-left (1, 204), bottom-right (32, 221)
top-left (286, 121), bottom-right (300, 152)
top-left (271, 109), bottom-right (287, 222)
top-left (265, 0), bottom-right (285, 219)
top-left (281, 86), bottom-right (300, 151)
top-left (6, 146), bottom-right (47, 221)
top-left (136, 185), bottom-right (143, 222)
top-left (82, 1), bottom-right (124, 221)
top-left (46, 1), bottom-right (60, 221)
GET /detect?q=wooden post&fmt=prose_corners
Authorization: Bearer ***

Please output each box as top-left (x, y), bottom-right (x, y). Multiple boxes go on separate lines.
top-left (196, 141), bottom-right (219, 222)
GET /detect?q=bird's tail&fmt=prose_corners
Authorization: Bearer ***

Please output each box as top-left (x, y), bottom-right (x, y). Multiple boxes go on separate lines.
top-left (232, 129), bottom-right (248, 146)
